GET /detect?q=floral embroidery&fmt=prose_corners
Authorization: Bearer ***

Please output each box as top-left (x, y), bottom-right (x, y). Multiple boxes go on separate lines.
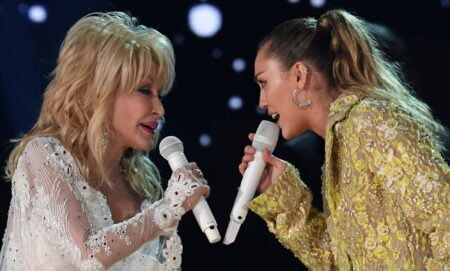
top-left (364, 237), bottom-right (377, 251)
top-left (2, 137), bottom-right (184, 271)
top-left (248, 93), bottom-right (450, 270)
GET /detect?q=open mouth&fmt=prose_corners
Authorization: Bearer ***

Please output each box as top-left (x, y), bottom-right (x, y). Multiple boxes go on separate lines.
top-left (271, 113), bottom-right (280, 120)
top-left (140, 121), bottom-right (159, 133)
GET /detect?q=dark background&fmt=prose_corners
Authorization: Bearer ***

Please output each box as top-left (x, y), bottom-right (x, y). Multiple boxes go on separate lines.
top-left (1, 0), bottom-right (449, 270)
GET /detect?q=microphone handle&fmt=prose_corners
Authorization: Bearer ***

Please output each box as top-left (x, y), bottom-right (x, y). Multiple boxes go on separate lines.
top-left (166, 151), bottom-right (221, 243)
top-left (230, 150), bottom-right (266, 223)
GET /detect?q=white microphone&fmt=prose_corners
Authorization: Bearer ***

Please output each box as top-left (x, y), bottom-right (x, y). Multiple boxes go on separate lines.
top-left (159, 136), bottom-right (221, 243)
top-left (223, 120), bottom-right (279, 245)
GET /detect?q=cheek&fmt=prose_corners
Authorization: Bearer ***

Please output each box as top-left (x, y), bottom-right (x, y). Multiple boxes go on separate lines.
top-left (111, 98), bottom-right (138, 132)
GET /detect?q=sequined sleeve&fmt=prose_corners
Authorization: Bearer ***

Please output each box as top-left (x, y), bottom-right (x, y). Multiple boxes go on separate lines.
top-left (344, 102), bottom-right (450, 270)
top-left (2, 137), bottom-right (196, 270)
top-left (249, 164), bottom-right (335, 270)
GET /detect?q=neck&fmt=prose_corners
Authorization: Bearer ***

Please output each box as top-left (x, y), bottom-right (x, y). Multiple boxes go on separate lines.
top-left (103, 136), bottom-right (127, 178)
top-left (307, 84), bottom-right (340, 139)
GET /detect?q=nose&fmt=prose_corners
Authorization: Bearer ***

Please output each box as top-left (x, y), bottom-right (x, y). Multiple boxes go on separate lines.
top-left (152, 97), bottom-right (165, 118)
top-left (258, 90), bottom-right (267, 109)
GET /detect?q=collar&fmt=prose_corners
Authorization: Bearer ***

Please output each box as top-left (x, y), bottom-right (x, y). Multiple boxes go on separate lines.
top-left (322, 92), bottom-right (365, 214)
top-left (327, 92), bottom-right (365, 127)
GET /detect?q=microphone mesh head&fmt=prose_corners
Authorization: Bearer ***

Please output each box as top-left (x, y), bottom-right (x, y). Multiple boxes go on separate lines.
top-left (252, 120), bottom-right (280, 152)
top-left (159, 136), bottom-right (184, 159)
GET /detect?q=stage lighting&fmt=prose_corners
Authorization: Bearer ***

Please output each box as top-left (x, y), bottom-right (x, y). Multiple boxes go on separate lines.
top-left (232, 58), bottom-right (246, 73)
top-left (288, 0), bottom-right (301, 3)
top-left (188, 3), bottom-right (222, 38)
top-left (28, 4), bottom-right (47, 23)
top-left (228, 95), bottom-right (243, 110)
top-left (199, 133), bottom-right (212, 147)
top-left (310, 0), bottom-right (326, 8)
top-left (441, 0), bottom-right (450, 7)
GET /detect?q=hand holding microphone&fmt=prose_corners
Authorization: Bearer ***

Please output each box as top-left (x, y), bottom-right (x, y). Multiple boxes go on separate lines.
top-left (239, 134), bottom-right (287, 193)
top-left (159, 136), bottom-right (221, 243)
top-left (223, 120), bottom-right (281, 245)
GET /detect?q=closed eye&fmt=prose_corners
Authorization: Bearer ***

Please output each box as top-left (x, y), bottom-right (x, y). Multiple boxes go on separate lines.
top-left (138, 86), bottom-right (151, 95)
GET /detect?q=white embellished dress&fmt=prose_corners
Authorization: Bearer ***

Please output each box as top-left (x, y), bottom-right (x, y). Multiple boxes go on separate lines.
top-left (0, 137), bottom-right (184, 271)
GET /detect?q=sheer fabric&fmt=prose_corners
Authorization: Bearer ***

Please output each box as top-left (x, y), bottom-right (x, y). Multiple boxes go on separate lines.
top-left (0, 137), bottom-right (188, 271)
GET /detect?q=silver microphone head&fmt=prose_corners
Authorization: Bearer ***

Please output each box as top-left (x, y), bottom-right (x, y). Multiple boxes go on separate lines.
top-left (159, 136), bottom-right (184, 159)
top-left (252, 120), bottom-right (280, 152)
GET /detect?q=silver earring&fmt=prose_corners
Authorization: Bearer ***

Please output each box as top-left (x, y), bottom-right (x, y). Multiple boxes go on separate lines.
top-left (102, 132), bottom-right (109, 147)
top-left (291, 88), bottom-right (312, 108)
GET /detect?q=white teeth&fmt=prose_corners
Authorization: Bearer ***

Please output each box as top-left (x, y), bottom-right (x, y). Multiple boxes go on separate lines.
top-left (271, 113), bottom-right (279, 120)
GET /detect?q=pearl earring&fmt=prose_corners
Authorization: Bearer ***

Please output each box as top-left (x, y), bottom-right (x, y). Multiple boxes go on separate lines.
top-left (102, 132), bottom-right (109, 147)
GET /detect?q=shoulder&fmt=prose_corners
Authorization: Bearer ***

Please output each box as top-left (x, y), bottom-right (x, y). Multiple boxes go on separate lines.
top-left (339, 97), bottom-right (434, 151)
top-left (349, 97), bottom-right (397, 120)
top-left (24, 136), bottom-right (65, 154)
top-left (345, 97), bottom-right (420, 132)
top-left (23, 136), bottom-right (79, 178)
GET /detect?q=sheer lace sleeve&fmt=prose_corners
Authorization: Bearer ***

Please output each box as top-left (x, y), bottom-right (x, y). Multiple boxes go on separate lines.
top-left (6, 137), bottom-right (197, 270)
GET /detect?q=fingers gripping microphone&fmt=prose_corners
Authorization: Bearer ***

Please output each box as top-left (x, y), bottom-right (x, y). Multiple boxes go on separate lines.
top-left (223, 120), bottom-right (279, 245)
top-left (159, 136), bottom-right (221, 243)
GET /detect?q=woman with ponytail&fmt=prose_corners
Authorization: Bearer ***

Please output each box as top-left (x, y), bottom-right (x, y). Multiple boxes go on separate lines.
top-left (240, 9), bottom-right (449, 270)
top-left (0, 12), bottom-right (210, 271)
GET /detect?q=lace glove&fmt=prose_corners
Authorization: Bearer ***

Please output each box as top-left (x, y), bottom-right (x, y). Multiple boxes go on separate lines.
top-left (153, 162), bottom-right (209, 230)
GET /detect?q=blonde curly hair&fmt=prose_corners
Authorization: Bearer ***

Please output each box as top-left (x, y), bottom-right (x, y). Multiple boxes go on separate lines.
top-left (6, 11), bottom-right (176, 200)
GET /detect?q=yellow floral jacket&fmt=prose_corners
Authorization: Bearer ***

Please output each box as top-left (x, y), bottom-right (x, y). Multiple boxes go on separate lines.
top-left (249, 93), bottom-right (449, 270)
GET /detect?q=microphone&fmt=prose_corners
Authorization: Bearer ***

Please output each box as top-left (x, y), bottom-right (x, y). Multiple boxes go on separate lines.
top-left (223, 120), bottom-right (279, 245)
top-left (159, 136), bottom-right (221, 243)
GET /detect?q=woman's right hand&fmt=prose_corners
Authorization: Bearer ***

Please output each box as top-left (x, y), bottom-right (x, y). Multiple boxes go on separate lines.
top-left (238, 133), bottom-right (287, 193)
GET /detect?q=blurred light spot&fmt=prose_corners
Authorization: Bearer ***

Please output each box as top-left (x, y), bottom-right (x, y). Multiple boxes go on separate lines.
top-left (212, 48), bottom-right (223, 59)
top-left (228, 95), bottom-right (243, 110)
top-left (174, 34), bottom-right (185, 45)
top-left (28, 4), bottom-right (47, 23)
top-left (441, 0), bottom-right (450, 7)
top-left (188, 3), bottom-right (222, 38)
top-left (232, 58), bottom-right (246, 73)
top-left (288, 0), bottom-right (301, 3)
top-left (310, 0), bottom-right (326, 8)
top-left (256, 106), bottom-right (267, 115)
top-left (199, 134), bottom-right (212, 147)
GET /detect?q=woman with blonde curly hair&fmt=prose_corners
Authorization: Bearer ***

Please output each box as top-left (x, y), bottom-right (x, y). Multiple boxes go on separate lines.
top-left (0, 11), bottom-right (209, 271)
top-left (239, 9), bottom-right (449, 270)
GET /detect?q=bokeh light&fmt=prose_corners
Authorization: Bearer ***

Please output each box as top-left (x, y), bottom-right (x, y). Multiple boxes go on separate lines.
top-left (188, 3), bottom-right (222, 38)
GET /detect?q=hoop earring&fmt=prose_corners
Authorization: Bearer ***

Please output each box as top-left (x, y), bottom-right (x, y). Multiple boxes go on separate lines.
top-left (291, 88), bottom-right (312, 108)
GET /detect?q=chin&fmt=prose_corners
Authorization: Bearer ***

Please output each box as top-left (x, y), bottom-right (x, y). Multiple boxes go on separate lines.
top-left (133, 140), bottom-right (154, 152)
top-left (281, 129), bottom-right (294, 140)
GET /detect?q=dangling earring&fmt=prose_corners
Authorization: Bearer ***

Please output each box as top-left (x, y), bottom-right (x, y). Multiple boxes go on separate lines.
top-left (291, 88), bottom-right (312, 108)
top-left (102, 132), bottom-right (109, 147)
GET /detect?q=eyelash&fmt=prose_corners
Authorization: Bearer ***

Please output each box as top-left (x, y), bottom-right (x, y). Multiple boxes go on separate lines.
top-left (258, 81), bottom-right (267, 87)
top-left (138, 87), bottom-right (151, 95)
top-left (138, 87), bottom-right (163, 100)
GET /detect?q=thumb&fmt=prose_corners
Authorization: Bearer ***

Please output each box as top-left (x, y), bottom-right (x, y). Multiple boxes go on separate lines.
top-left (262, 149), bottom-right (283, 168)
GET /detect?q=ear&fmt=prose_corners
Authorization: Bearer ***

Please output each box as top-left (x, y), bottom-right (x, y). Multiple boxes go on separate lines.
top-left (292, 62), bottom-right (309, 90)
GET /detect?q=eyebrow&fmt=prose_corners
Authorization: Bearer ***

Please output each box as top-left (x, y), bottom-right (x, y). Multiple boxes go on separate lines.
top-left (253, 71), bottom-right (265, 82)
